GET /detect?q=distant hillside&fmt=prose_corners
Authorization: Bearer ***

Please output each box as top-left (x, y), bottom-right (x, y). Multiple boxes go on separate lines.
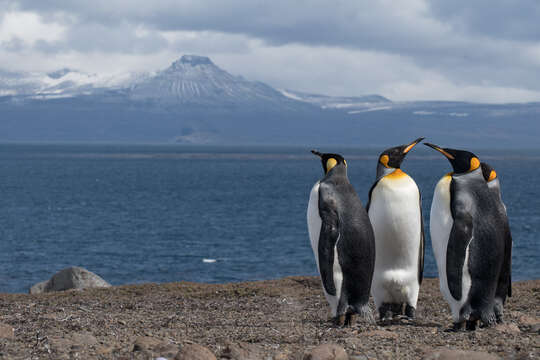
top-left (1, 55), bottom-right (539, 148)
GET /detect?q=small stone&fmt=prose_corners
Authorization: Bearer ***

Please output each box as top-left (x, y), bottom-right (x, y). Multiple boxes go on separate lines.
top-left (221, 341), bottom-right (264, 359)
top-left (495, 323), bottom-right (521, 334)
top-left (49, 332), bottom-right (98, 352)
top-left (29, 281), bottom-right (47, 294)
top-left (156, 343), bottom-right (180, 358)
top-left (95, 345), bottom-right (114, 356)
top-left (531, 323), bottom-right (540, 334)
top-left (518, 315), bottom-right (540, 327)
top-left (132, 336), bottom-right (163, 352)
top-left (303, 343), bottom-right (348, 360)
top-left (175, 343), bottom-right (216, 360)
top-left (362, 330), bottom-right (398, 339)
top-left (70, 332), bottom-right (98, 346)
top-left (423, 348), bottom-right (501, 360)
top-left (0, 323), bottom-right (15, 339)
top-left (49, 337), bottom-right (73, 351)
top-left (274, 352), bottom-right (290, 360)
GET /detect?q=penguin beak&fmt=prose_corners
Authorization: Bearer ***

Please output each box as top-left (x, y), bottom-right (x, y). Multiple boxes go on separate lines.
top-left (311, 150), bottom-right (323, 158)
top-left (424, 143), bottom-right (455, 160)
top-left (402, 137), bottom-right (425, 154)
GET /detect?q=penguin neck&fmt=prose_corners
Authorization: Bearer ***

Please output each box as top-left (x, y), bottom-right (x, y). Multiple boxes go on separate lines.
top-left (452, 167), bottom-right (483, 182)
top-left (376, 162), bottom-right (397, 181)
top-left (487, 178), bottom-right (503, 200)
top-left (325, 163), bottom-right (347, 180)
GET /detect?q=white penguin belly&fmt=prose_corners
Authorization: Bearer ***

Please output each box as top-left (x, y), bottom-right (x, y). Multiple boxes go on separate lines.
top-left (307, 182), bottom-right (343, 317)
top-left (368, 174), bottom-right (421, 308)
top-left (430, 175), bottom-right (472, 322)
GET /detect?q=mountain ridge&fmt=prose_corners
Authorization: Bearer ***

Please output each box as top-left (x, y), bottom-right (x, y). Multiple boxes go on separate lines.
top-left (1, 55), bottom-right (539, 148)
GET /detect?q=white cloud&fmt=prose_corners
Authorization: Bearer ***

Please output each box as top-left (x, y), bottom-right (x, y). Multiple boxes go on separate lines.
top-left (0, 11), bottom-right (65, 45)
top-left (1, 1), bottom-right (540, 103)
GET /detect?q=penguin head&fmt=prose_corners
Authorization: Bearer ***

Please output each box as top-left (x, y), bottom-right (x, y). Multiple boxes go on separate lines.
top-left (424, 143), bottom-right (481, 174)
top-left (378, 137), bottom-right (425, 169)
top-left (311, 150), bottom-right (347, 174)
top-left (480, 162), bottom-right (498, 182)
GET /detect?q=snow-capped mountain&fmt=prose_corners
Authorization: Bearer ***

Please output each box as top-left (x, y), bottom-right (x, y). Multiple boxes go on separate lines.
top-left (129, 55), bottom-right (288, 105)
top-left (0, 55), bottom-right (292, 106)
top-left (0, 68), bottom-right (142, 98)
top-left (1, 54), bottom-right (539, 147)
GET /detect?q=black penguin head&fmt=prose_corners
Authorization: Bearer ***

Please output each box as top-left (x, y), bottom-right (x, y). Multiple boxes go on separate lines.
top-left (424, 143), bottom-right (481, 174)
top-left (378, 137), bottom-right (424, 169)
top-left (480, 162), bottom-right (498, 182)
top-left (311, 150), bottom-right (347, 174)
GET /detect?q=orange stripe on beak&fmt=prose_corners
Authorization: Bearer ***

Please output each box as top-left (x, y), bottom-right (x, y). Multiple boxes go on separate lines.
top-left (403, 137), bottom-right (425, 154)
top-left (424, 143), bottom-right (455, 160)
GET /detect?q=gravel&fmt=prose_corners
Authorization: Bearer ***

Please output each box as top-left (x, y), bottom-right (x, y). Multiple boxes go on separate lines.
top-left (0, 277), bottom-right (538, 359)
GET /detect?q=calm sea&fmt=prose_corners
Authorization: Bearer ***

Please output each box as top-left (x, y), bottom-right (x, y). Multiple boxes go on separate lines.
top-left (0, 144), bottom-right (538, 293)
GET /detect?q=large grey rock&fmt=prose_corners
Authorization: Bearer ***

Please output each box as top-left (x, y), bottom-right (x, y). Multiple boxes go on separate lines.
top-left (303, 344), bottom-right (349, 360)
top-left (175, 343), bottom-right (216, 360)
top-left (29, 266), bottom-right (111, 294)
top-left (220, 341), bottom-right (264, 359)
top-left (0, 323), bottom-right (14, 339)
top-left (423, 348), bottom-right (500, 360)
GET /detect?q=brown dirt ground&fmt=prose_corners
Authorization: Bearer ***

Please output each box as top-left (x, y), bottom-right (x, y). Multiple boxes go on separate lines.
top-left (0, 277), bottom-right (538, 359)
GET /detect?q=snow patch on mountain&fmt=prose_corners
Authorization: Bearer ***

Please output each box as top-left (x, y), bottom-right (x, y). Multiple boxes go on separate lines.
top-left (0, 68), bottom-right (148, 98)
top-left (279, 89), bottom-right (392, 112)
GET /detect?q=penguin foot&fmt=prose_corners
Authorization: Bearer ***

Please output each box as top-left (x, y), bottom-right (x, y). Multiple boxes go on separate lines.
top-left (466, 319), bottom-right (478, 331)
top-left (391, 303), bottom-right (404, 317)
top-left (334, 314), bottom-right (346, 327)
top-left (333, 313), bottom-right (358, 327)
top-left (446, 321), bottom-right (466, 332)
top-left (347, 313), bottom-right (358, 327)
top-left (405, 304), bottom-right (416, 320)
top-left (494, 305), bottom-right (504, 324)
top-left (378, 303), bottom-right (393, 323)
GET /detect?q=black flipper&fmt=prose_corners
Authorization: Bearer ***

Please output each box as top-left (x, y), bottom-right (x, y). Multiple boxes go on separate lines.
top-left (447, 210), bottom-right (474, 301)
top-left (317, 183), bottom-right (340, 296)
top-left (500, 226), bottom-right (512, 298)
top-left (418, 192), bottom-right (425, 285)
top-left (365, 179), bottom-right (379, 212)
top-left (506, 234), bottom-right (512, 298)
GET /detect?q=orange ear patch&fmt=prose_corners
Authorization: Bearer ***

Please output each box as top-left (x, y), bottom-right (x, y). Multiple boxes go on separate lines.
top-left (488, 170), bottom-right (497, 181)
top-left (380, 155), bottom-right (390, 168)
top-left (326, 158), bottom-right (338, 173)
top-left (470, 157), bottom-right (480, 171)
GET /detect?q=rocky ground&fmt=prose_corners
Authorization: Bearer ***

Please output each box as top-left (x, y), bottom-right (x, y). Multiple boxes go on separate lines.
top-left (0, 277), bottom-right (538, 359)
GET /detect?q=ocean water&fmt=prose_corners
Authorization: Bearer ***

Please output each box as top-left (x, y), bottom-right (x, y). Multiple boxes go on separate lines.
top-left (0, 144), bottom-right (538, 293)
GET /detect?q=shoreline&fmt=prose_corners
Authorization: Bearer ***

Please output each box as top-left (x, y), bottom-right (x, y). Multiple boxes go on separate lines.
top-left (0, 276), bottom-right (538, 359)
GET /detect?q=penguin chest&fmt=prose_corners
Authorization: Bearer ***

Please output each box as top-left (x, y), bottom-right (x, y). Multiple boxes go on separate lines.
top-left (430, 175), bottom-right (472, 320)
top-left (369, 174), bottom-right (421, 269)
top-left (430, 175), bottom-right (453, 272)
top-left (307, 182), bottom-right (323, 269)
top-left (306, 182), bottom-right (343, 315)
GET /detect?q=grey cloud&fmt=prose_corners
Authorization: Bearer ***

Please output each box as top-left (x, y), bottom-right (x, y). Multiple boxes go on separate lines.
top-left (428, 0), bottom-right (540, 41)
top-left (9, 1), bottom-right (539, 65)
top-left (3, 0), bottom-right (540, 100)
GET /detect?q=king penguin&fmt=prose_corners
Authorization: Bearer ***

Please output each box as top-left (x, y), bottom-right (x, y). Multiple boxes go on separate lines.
top-left (425, 143), bottom-right (510, 330)
top-left (480, 162), bottom-right (512, 323)
top-left (367, 137), bottom-right (425, 321)
top-left (307, 150), bottom-right (375, 326)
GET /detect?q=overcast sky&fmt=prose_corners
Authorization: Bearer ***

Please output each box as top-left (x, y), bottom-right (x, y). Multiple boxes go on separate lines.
top-left (1, 0), bottom-right (540, 103)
